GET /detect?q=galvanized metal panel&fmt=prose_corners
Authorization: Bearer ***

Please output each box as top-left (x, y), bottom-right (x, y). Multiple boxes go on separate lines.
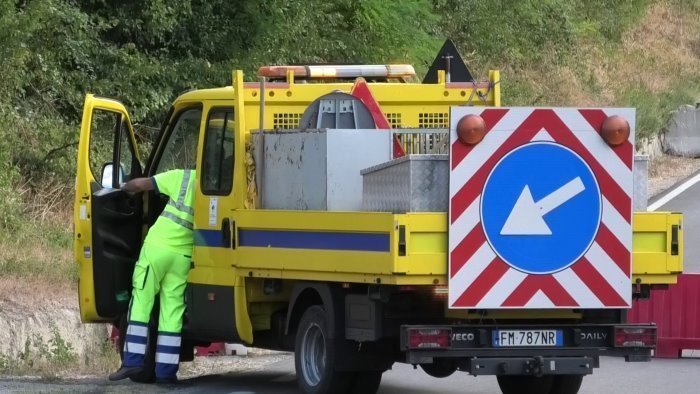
top-left (362, 155), bottom-right (449, 213)
top-left (633, 155), bottom-right (649, 211)
top-left (256, 131), bottom-right (327, 210)
top-left (253, 129), bottom-right (390, 211)
top-left (326, 130), bottom-right (391, 211)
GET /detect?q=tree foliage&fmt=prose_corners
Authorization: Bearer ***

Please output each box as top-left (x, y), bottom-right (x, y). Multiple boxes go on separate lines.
top-left (0, 0), bottom-right (694, 228)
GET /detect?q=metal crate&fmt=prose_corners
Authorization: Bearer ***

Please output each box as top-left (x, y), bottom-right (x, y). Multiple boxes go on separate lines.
top-left (361, 154), bottom-right (449, 213)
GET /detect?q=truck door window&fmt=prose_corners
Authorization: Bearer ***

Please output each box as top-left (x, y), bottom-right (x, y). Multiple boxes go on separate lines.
top-left (89, 110), bottom-right (137, 184)
top-left (155, 108), bottom-right (203, 174)
top-left (118, 121), bottom-right (138, 182)
top-left (201, 108), bottom-right (234, 195)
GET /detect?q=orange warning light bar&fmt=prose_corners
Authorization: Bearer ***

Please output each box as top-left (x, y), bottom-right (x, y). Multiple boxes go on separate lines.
top-left (258, 65), bottom-right (415, 79)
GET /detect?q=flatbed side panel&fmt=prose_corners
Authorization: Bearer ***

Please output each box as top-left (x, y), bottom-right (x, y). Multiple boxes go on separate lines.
top-left (235, 210), bottom-right (399, 277)
top-left (632, 212), bottom-right (683, 284)
top-left (230, 210), bottom-right (681, 286)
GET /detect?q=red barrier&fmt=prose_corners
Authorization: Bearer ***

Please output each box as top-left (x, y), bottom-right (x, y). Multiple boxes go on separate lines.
top-left (628, 274), bottom-right (700, 358)
top-left (195, 342), bottom-right (225, 356)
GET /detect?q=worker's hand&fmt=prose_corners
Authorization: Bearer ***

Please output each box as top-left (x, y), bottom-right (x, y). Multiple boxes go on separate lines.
top-left (119, 182), bottom-right (137, 197)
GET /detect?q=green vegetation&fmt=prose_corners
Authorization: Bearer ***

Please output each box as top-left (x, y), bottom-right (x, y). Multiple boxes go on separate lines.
top-left (0, 328), bottom-right (119, 378)
top-left (0, 0), bottom-right (698, 283)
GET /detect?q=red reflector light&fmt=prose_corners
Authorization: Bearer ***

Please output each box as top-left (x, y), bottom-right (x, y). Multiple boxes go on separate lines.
top-left (408, 329), bottom-right (451, 349)
top-left (614, 326), bottom-right (656, 348)
top-left (432, 285), bottom-right (449, 300)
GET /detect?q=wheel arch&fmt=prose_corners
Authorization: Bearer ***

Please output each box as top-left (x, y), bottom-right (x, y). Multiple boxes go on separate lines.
top-left (285, 282), bottom-right (340, 339)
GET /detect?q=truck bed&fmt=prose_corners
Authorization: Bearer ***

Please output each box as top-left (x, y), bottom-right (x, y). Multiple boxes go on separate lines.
top-left (230, 210), bottom-right (682, 286)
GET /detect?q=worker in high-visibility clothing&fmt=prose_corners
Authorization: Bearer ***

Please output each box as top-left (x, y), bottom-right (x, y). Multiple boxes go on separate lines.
top-left (109, 169), bottom-right (196, 384)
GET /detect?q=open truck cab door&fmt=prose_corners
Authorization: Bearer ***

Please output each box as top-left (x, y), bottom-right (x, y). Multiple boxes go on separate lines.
top-left (74, 94), bottom-right (143, 323)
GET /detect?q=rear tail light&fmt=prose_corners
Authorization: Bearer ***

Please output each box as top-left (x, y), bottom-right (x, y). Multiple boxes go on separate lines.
top-left (614, 326), bottom-right (656, 348)
top-left (432, 285), bottom-right (449, 300)
top-left (407, 328), bottom-right (451, 349)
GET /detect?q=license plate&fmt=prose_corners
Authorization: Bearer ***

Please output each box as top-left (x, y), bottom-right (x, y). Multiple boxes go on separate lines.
top-left (492, 330), bottom-right (563, 347)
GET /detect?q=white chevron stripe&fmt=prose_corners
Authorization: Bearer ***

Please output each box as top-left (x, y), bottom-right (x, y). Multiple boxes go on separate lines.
top-left (602, 197), bottom-right (632, 250)
top-left (585, 243), bottom-right (631, 304)
top-left (450, 108), bottom-right (534, 199)
top-left (448, 196), bottom-right (481, 252)
top-left (476, 268), bottom-right (528, 308)
top-left (553, 268), bottom-right (604, 308)
top-left (524, 290), bottom-right (555, 308)
top-left (556, 109), bottom-right (633, 196)
top-left (448, 242), bottom-right (496, 306)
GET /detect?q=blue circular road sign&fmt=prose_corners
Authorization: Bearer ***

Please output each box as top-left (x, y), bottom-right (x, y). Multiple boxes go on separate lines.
top-left (481, 142), bottom-right (601, 274)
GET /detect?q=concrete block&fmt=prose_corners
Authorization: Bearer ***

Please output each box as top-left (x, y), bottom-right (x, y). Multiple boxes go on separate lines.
top-left (634, 155), bottom-right (649, 211)
top-left (225, 343), bottom-right (248, 356)
top-left (663, 104), bottom-right (700, 157)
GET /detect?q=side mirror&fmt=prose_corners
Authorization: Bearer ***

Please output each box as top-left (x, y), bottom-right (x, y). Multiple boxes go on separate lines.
top-left (101, 163), bottom-right (125, 189)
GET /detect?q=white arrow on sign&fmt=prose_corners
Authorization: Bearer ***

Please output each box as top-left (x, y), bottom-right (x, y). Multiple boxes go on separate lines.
top-left (500, 177), bottom-right (586, 236)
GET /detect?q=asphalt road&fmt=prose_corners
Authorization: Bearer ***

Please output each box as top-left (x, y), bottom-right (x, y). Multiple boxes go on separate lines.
top-left (649, 176), bottom-right (700, 273)
top-left (1, 355), bottom-right (698, 394)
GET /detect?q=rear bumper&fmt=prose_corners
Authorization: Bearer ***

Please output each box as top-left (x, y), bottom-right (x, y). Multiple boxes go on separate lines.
top-left (400, 323), bottom-right (655, 376)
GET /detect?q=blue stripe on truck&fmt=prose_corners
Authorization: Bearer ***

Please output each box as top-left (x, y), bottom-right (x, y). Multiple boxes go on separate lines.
top-left (194, 229), bottom-right (391, 252)
top-left (238, 229), bottom-right (390, 252)
top-left (194, 229), bottom-right (225, 248)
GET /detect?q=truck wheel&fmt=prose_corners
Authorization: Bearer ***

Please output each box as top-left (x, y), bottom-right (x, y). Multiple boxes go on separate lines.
top-left (497, 375), bottom-right (554, 394)
top-left (295, 305), bottom-right (351, 394)
top-left (550, 375), bottom-right (583, 394)
top-left (349, 371), bottom-right (383, 394)
top-left (117, 313), bottom-right (157, 384)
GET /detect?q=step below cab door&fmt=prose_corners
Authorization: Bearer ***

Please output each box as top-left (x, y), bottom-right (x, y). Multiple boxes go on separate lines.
top-left (74, 94), bottom-right (143, 323)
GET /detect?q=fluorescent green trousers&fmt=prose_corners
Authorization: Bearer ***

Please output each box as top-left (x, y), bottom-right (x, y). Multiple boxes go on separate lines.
top-left (129, 243), bottom-right (190, 331)
top-left (123, 242), bottom-right (190, 378)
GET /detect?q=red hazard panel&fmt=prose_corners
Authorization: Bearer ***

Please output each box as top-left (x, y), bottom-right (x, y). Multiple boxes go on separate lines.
top-left (350, 78), bottom-right (405, 158)
top-left (448, 108), bottom-right (634, 309)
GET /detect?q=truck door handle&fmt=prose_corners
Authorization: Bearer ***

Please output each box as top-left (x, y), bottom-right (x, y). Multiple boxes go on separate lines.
top-left (221, 218), bottom-right (231, 248)
top-left (671, 224), bottom-right (679, 256)
top-left (231, 220), bottom-right (236, 250)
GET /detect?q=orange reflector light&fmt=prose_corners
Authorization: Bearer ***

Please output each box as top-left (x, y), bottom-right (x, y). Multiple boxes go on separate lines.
top-left (601, 115), bottom-right (630, 146)
top-left (457, 114), bottom-right (486, 145)
top-left (407, 328), bottom-right (451, 349)
top-left (258, 65), bottom-right (415, 79)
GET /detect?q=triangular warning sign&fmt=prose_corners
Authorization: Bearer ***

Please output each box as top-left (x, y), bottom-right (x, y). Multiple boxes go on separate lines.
top-left (350, 78), bottom-right (405, 158)
top-left (423, 39), bottom-right (474, 84)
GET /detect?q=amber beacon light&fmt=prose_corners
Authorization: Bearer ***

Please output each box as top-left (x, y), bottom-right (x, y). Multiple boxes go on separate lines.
top-left (600, 115), bottom-right (630, 146)
top-left (456, 114), bottom-right (486, 145)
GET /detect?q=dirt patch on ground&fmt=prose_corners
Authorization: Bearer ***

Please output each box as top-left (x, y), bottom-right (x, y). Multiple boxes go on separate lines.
top-left (648, 155), bottom-right (700, 197)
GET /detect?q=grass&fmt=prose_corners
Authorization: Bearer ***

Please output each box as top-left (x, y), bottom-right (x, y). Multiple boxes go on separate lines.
top-left (492, 0), bottom-right (700, 141)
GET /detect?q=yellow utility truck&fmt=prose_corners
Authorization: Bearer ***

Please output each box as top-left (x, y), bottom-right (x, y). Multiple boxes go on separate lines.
top-left (74, 46), bottom-right (682, 394)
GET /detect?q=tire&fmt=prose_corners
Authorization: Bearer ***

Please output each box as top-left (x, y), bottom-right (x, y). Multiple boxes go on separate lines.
top-left (497, 375), bottom-right (554, 394)
top-left (349, 371), bottom-right (383, 394)
top-left (117, 313), bottom-right (157, 384)
top-left (295, 305), bottom-right (351, 394)
top-left (420, 359), bottom-right (457, 378)
top-left (550, 375), bottom-right (584, 394)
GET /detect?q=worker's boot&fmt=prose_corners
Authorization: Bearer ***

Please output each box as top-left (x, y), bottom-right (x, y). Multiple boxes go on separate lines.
top-left (108, 365), bottom-right (144, 381)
